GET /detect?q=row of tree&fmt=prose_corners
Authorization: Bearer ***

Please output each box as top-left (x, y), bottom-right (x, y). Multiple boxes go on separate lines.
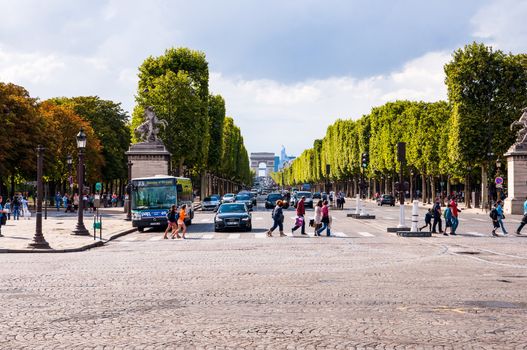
top-left (275, 43), bottom-right (527, 205)
top-left (131, 48), bottom-right (252, 187)
top-left (0, 83), bottom-right (131, 197)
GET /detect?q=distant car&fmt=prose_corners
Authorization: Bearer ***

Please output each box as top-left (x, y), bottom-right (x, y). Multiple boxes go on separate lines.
top-left (378, 194), bottom-right (396, 206)
top-left (313, 192), bottom-right (322, 200)
top-left (235, 193), bottom-right (254, 211)
top-left (214, 203), bottom-right (252, 232)
top-left (265, 193), bottom-right (289, 209)
top-left (221, 193), bottom-right (236, 203)
top-left (291, 191), bottom-right (314, 208)
top-left (201, 196), bottom-right (220, 211)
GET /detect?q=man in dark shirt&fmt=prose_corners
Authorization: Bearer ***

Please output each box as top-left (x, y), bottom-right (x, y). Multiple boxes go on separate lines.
top-left (292, 196), bottom-right (306, 235)
top-left (431, 197), bottom-right (443, 234)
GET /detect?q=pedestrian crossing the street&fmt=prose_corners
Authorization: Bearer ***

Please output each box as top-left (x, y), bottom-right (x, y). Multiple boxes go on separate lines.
top-left (116, 229), bottom-right (499, 242)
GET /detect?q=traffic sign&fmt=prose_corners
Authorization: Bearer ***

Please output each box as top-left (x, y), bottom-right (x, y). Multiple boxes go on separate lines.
top-left (495, 177), bottom-right (503, 185)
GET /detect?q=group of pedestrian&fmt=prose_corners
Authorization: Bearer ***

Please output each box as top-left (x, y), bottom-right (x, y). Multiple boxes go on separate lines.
top-left (266, 196), bottom-right (332, 237)
top-left (420, 196), bottom-right (461, 236)
top-left (0, 193), bottom-right (31, 222)
top-left (163, 204), bottom-right (188, 239)
top-left (335, 191), bottom-right (346, 210)
top-left (490, 198), bottom-right (526, 237)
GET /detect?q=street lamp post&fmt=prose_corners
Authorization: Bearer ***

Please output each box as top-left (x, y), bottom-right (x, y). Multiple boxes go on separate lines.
top-left (28, 145), bottom-right (50, 249)
top-left (66, 155), bottom-right (72, 195)
top-left (72, 128), bottom-right (90, 236)
top-left (126, 160), bottom-right (133, 221)
top-left (466, 166), bottom-right (472, 208)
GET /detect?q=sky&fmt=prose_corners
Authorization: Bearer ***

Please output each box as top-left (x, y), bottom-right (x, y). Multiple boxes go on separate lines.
top-left (1, 0), bottom-right (527, 157)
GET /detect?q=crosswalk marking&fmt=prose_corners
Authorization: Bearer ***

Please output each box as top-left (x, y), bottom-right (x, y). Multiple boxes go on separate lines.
top-left (332, 232), bottom-right (347, 238)
top-left (202, 234), bottom-right (214, 239)
top-left (473, 218), bottom-right (486, 222)
top-left (200, 218), bottom-right (212, 223)
top-left (228, 234), bottom-right (240, 239)
top-left (464, 231), bottom-right (486, 237)
top-left (149, 236), bottom-right (163, 241)
top-left (254, 233), bottom-right (267, 239)
top-left (358, 231), bottom-right (374, 237)
top-left (254, 217), bottom-right (264, 221)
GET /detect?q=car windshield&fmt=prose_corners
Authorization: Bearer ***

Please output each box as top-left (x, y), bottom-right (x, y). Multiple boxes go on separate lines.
top-left (218, 204), bottom-right (246, 213)
top-left (268, 194), bottom-right (281, 201)
top-left (210, 195), bottom-right (220, 200)
top-left (235, 195), bottom-right (251, 200)
top-left (224, 194), bottom-right (234, 198)
top-left (297, 192), bottom-right (312, 198)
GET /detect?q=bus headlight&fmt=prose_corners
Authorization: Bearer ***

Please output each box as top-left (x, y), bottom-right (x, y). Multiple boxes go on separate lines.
top-left (132, 213), bottom-right (142, 221)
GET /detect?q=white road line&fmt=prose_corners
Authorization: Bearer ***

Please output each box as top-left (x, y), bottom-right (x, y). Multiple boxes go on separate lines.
top-left (473, 218), bottom-right (486, 222)
top-left (384, 217), bottom-right (394, 220)
top-left (464, 232), bottom-right (486, 237)
top-left (331, 216), bottom-right (338, 221)
top-left (332, 232), bottom-right (347, 238)
top-left (202, 234), bottom-right (214, 239)
top-left (228, 234), bottom-right (240, 239)
top-left (254, 217), bottom-right (264, 221)
top-left (254, 233), bottom-right (267, 239)
top-left (200, 218), bottom-right (212, 223)
top-left (358, 231), bottom-right (374, 237)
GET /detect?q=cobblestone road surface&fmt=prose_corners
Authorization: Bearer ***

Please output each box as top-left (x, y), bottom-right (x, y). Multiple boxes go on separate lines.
top-left (1, 203), bottom-right (526, 349)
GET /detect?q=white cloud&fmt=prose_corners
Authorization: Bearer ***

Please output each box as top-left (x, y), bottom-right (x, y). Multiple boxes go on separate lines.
top-left (471, 0), bottom-right (527, 53)
top-left (211, 51), bottom-right (450, 156)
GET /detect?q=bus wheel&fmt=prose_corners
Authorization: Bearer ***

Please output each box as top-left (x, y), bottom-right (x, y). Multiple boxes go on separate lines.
top-left (138, 227), bottom-right (144, 232)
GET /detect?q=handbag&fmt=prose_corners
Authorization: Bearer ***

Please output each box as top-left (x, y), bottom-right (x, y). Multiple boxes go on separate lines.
top-left (295, 216), bottom-right (304, 226)
top-left (309, 219), bottom-right (315, 227)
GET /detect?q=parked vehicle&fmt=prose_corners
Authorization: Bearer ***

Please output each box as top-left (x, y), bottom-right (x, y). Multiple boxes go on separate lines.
top-left (214, 203), bottom-right (252, 232)
top-left (313, 192), bottom-right (322, 200)
top-left (377, 194), bottom-right (396, 206)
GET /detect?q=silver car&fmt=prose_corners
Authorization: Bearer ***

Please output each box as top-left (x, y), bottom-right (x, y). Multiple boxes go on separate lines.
top-left (292, 191), bottom-right (314, 208)
top-left (201, 195), bottom-right (220, 211)
top-left (221, 193), bottom-right (236, 203)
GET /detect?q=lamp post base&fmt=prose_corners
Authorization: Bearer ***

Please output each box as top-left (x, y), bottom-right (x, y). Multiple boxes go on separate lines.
top-left (72, 224), bottom-right (90, 236)
top-left (28, 239), bottom-right (50, 249)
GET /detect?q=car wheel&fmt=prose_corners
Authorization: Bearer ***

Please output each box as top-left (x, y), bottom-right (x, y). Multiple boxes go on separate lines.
top-left (245, 226), bottom-right (252, 232)
top-left (138, 227), bottom-right (144, 232)
top-left (214, 227), bottom-right (221, 232)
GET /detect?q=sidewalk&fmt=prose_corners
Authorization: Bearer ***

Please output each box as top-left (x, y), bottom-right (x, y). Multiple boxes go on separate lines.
top-left (0, 207), bottom-right (136, 253)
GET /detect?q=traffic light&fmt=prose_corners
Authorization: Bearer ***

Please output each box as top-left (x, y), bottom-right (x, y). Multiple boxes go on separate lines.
top-left (361, 152), bottom-right (369, 168)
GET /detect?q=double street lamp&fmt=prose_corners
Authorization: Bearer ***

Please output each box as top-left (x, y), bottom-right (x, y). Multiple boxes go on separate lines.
top-left (72, 128), bottom-right (90, 236)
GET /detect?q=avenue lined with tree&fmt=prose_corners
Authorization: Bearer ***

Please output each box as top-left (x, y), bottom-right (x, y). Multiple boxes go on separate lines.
top-left (275, 43), bottom-right (527, 208)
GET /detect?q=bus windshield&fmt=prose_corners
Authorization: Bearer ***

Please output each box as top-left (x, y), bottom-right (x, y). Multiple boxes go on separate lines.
top-left (132, 178), bottom-right (177, 210)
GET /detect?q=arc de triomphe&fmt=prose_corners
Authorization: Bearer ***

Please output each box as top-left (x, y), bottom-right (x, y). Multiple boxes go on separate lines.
top-left (250, 152), bottom-right (275, 177)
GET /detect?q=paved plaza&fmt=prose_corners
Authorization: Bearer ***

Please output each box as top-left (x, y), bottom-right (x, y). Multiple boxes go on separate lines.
top-left (1, 201), bottom-right (526, 349)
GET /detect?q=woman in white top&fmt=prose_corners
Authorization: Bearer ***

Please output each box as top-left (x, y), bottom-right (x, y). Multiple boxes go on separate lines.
top-left (313, 200), bottom-right (323, 236)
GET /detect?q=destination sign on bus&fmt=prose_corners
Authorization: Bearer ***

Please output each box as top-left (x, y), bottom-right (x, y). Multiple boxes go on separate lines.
top-left (135, 179), bottom-right (175, 187)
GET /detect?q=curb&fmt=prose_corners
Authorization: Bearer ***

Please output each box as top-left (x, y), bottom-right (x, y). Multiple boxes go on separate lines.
top-left (0, 227), bottom-right (137, 254)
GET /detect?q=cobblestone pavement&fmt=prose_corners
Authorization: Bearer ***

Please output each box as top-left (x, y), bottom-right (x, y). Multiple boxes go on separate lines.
top-left (0, 202), bottom-right (526, 349)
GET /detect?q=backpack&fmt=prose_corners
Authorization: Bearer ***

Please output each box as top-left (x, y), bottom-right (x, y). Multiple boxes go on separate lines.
top-left (489, 208), bottom-right (498, 220)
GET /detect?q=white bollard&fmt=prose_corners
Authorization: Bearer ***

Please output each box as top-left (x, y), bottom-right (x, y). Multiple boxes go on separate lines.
top-left (411, 200), bottom-right (419, 232)
top-left (397, 201), bottom-right (406, 228)
top-left (360, 197), bottom-right (369, 216)
top-left (355, 194), bottom-right (360, 215)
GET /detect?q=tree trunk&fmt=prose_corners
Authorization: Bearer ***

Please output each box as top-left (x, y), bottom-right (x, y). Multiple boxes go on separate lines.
top-left (431, 176), bottom-right (436, 204)
top-left (481, 164), bottom-right (489, 209)
top-left (421, 174), bottom-right (427, 205)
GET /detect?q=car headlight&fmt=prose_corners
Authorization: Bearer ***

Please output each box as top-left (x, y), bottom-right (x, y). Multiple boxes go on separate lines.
top-left (241, 217), bottom-right (250, 221)
top-left (215, 217), bottom-right (223, 222)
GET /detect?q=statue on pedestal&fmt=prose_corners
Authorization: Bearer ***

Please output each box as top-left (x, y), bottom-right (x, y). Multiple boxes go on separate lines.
top-left (510, 107), bottom-right (527, 149)
top-left (134, 106), bottom-right (168, 143)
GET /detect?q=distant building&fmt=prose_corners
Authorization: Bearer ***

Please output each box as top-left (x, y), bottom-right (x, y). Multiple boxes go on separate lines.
top-left (278, 145), bottom-right (295, 170)
top-left (274, 156), bottom-right (280, 172)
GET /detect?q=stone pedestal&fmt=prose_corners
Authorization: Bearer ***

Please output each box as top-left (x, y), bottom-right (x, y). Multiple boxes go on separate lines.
top-left (125, 141), bottom-right (171, 179)
top-left (504, 143), bottom-right (527, 215)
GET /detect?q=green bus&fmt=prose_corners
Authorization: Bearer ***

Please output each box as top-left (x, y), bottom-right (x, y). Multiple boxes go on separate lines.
top-left (131, 175), bottom-right (194, 232)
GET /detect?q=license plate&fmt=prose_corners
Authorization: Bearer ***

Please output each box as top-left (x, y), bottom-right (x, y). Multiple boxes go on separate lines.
top-left (226, 222), bottom-right (238, 226)
top-left (150, 222), bottom-right (161, 226)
